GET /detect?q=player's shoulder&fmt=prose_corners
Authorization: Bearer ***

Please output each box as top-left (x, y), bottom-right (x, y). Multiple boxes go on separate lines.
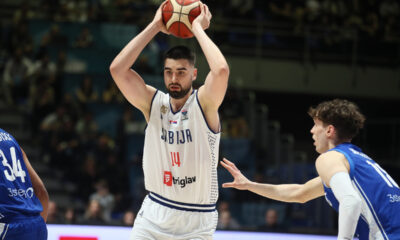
top-left (324, 149), bottom-right (346, 158)
top-left (151, 89), bottom-right (166, 103)
top-left (316, 150), bottom-right (347, 168)
top-left (0, 129), bottom-right (15, 142)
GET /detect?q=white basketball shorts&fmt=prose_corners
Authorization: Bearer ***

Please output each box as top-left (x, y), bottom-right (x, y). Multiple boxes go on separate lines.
top-left (130, 192), bottom-right (218, 240)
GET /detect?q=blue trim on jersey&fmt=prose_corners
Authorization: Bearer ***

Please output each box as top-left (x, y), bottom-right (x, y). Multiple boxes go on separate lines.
top-left (354, 178), bottom-right (389, 240)
top-left (328, 147), bottom-right (355, 179)
top-left (144, 90), bottom-right (159, 131)
top-left (150, 192), bottom-right (216, 207)
top-left (149, 192), bottom-right (216, 212)
top-left (169, 90), bottom-right (195, 115)
top-left (195, 90), bottom-right (220, 134)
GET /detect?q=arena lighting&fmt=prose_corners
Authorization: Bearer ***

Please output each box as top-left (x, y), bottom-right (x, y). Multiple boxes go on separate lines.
top-left (47, 225), bottom-right (342, 240)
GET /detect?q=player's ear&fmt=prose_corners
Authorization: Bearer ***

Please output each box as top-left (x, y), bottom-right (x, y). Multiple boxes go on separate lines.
top-left (326, 125), bottom-right (335, 137)
top-left (192, 68), bottom-right (198, 81)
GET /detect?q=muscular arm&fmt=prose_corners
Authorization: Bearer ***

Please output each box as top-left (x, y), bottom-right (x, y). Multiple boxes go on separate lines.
top-left (109, 3), bottom-right (168, 121)
top-left (21, 148), bottom-right (49, 222)
top-left (192, 3), bottom-right (229, 131)
top-left (221, 158), bottom-right (324, 203)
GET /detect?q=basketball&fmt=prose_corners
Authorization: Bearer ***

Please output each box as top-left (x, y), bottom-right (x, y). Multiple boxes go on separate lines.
top-left (162, 0), bottom-right (201, 39)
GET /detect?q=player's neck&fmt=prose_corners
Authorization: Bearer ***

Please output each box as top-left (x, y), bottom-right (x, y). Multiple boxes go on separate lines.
top-left (170, 89), bottom-right (193, 112)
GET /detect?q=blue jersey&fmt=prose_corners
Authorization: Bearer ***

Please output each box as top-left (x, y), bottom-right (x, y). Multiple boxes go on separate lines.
top-left (0, 128), bottom-right (43, 223)
top-left (323, 143), bottom-right (400, 240)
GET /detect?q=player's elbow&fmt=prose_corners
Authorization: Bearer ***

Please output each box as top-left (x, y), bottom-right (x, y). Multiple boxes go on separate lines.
top-left (218, 65), bottom-right (230, 80)
top-left (109, 61), bottom-right (120, 78)
top-left (109, 59), bottom-right (128, 80)
top-left (212, 64), bottom-right (229, 81)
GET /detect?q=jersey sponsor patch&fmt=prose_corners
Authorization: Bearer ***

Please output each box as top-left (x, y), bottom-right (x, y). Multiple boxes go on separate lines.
top-left (164, 171), bottom-right (172, 186)
top-left (163, 171), bottom-right (196, 188)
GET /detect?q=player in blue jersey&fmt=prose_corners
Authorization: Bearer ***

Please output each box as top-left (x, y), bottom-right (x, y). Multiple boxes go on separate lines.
top-left (221, 99), bottom-right (400, 240)
top-left (0, 128), bottom-right (48, 240)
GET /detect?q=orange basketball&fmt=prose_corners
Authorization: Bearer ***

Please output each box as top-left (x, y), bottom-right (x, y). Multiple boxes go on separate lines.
top-left (162, 0), bottom-right (201, 39)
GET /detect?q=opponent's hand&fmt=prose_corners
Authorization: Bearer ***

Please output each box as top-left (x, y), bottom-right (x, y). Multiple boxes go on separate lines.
top-left (221, 158), bottom-right (251, 190)
top-left (192, 2), bottom-right (212, 31)
top-left (151, 0), bottom-right (170, 34)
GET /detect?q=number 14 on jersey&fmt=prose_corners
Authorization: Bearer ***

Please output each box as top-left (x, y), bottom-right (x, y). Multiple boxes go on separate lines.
top-left (170, 152), bottom-right (181, 167)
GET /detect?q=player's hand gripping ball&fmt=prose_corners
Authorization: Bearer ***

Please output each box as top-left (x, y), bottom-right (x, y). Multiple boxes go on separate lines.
top-left (162, 0), bottom-right (201, 38)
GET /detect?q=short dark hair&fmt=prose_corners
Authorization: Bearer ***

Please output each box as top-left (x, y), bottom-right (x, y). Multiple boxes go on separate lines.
top-left (308, 99), bottom-right (366, 141)
top-left (164, 45), bottom-right (196, 66)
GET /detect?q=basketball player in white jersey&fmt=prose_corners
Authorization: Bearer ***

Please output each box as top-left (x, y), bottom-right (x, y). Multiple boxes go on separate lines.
top-left (110, 1), bottom-right (229, 240)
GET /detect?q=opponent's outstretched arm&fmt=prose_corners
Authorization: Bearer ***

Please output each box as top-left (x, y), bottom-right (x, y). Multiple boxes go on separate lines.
top-left (193, 3), bottom-right (229, 111)
top-left (221, 158), bottom-right (325, 203)
top-left (110, 1), bottom-right (169, 121)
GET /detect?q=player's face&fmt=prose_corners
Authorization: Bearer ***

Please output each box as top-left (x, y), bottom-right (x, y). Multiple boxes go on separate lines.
top-left (310, 119), bottom-right (330, 154)
top-left (164, 58), bottom-right (197, 99)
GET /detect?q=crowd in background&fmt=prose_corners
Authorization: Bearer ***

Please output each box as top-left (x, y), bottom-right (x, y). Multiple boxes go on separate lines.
top-left (0, 0), bottom-right (399, 233)
top-left (8, 0), bottom-right (400, 51)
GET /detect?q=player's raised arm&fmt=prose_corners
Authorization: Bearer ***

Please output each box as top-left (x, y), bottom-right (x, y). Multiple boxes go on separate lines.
top-left (21, 148), bottom-right (49, 222)
top-left (192, 3), bottom-right (229, 112)
top-left (109, 1), bottom-right (169, 121)
top-left (221, 158), bottom-right (325, 203)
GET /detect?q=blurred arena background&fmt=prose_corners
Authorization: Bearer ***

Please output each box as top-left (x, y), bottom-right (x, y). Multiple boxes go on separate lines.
top-left (0, 0), bottom-right (399, 237)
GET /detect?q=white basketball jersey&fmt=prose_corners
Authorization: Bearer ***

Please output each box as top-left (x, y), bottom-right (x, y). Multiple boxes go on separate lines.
top-left (142, 90), bottom-right (220, 205)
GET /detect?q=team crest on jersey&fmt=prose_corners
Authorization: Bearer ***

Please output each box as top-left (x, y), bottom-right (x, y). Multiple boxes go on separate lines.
top-left (181, 109), bottom-right (188, 120)
top-left (161, 105), bottom-right (168, 114)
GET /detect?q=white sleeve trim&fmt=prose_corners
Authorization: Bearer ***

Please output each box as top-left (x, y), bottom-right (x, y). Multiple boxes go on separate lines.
top-left (329, 171), bottom-right (362, 240)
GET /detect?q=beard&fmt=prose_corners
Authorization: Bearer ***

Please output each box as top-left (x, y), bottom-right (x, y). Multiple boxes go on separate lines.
top-left (168, 84), bottom-right (191, 99)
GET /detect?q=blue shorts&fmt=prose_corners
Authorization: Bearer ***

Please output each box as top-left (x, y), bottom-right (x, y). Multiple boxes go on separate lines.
top-left (0, 215), bottom-right (47, 240)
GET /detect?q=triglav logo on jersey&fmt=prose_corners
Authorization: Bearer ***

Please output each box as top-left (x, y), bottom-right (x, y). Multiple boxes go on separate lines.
top-left (164, 171), bottom-right (173, 186)
top-left (163, 171), bottom-right (196, 188)
top-left (181, 109), bottom-right (188, 120)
